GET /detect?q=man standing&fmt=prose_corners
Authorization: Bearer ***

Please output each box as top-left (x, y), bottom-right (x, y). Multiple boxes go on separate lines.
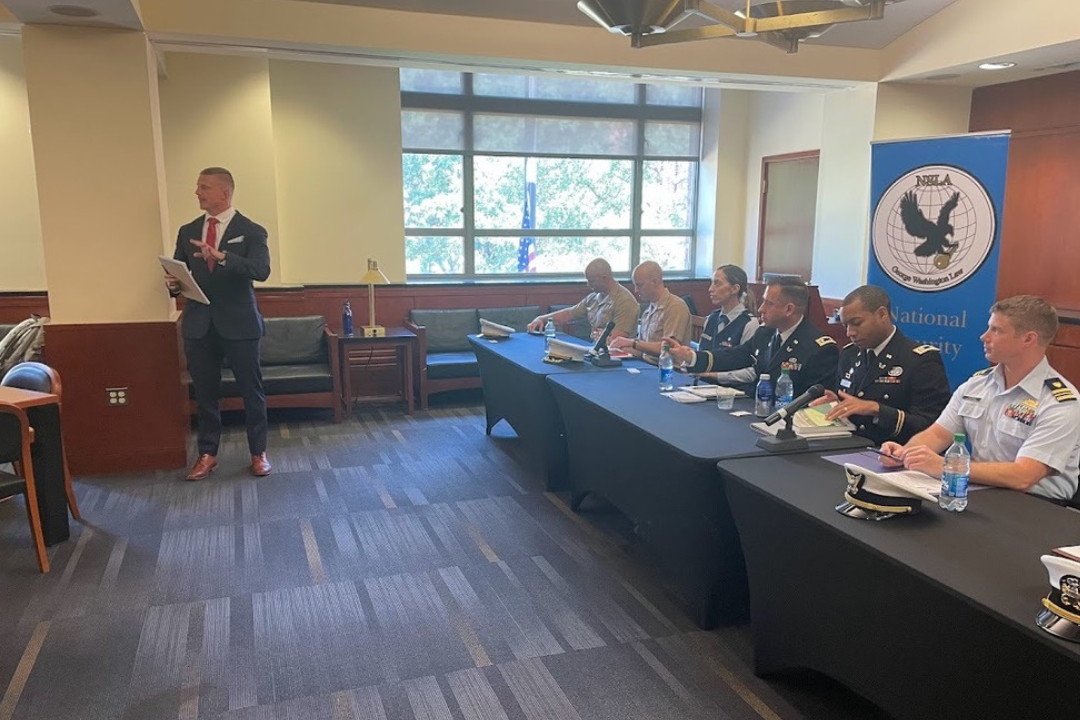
top-left (669, 276), bottom-right (837, 395)
top-left (609, 260), bottom-right (691, 357)
top-left (166, 167), bottom-right (272, 481)
top-left (527, 258), bottom-right (638, 339)
top-left (814, 285), bottom-right (951, 445)
top-left (881, 295), bottom-right (1080, 503)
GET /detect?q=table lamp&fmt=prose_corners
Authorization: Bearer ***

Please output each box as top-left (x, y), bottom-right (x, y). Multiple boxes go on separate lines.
top-left (360, 258), bottom-right (390, 337)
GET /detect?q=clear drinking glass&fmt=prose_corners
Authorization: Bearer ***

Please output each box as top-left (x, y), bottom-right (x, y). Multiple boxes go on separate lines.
top-left (716, 390), bottom-right (735, 410)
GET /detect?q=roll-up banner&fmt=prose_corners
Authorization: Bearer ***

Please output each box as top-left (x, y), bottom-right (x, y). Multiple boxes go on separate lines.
top-left (868, 132), bottom-right (1010, 387)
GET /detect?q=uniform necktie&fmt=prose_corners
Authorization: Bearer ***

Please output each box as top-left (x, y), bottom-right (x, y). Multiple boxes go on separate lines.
top-left (766, 332), bottom-right (781, 366)
top-left (206, 217), bottom-right (220, 271)
top-left (851, 349), bottom-right (875, 391)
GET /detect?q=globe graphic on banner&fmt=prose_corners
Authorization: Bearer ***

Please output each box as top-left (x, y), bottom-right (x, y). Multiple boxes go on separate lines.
top-left (871, 165), bottom-right (995, 293)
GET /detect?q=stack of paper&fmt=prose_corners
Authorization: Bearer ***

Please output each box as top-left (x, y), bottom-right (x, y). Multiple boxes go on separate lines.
top-left (664, 391), bottom-right (708, 404)
top-left (791, 402), bottom-right (855, 436)
top-left (685, 385), bottom-right (744, 399)
top-left (479, 318), bottom-right (515, 338)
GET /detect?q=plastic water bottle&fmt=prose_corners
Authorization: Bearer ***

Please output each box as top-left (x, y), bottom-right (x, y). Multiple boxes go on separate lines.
top-left (775, 367), bottom-right (794, 408)
top-left (342, 300), bottom-right (354, 337)
top-left (940, 433), bottom-right (970, 512)
top-left (658, 342), bottom-right (674, 391)
top-left (755, 374), bottom-right (773, 418)
top-left (544, 318), bottom-right (556, 351)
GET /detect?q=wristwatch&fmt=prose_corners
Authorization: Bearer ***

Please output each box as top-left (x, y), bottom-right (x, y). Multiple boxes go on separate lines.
top-left (632, 339), bottom-right (638, 350)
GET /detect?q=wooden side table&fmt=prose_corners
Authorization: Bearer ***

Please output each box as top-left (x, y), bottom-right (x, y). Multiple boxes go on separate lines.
top-left (338, 327), bottom-right (417, 416)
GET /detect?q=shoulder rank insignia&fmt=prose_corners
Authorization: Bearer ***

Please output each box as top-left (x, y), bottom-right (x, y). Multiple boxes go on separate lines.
top-left (816, 336), bottom-right (836, 347)
top-left (913, 344), bottom-right (939, 355)
top-left (971, 366), bottom-right (994, 377)
top-left (1045, 378), bottom-right (1077, 403)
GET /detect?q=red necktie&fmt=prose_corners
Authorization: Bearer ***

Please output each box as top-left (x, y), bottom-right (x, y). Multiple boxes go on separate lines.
top-left (206, 217), bottom-right (219, 271)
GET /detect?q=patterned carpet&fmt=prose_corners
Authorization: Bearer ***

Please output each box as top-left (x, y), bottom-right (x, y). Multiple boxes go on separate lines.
top-left (0, 395), bottom-right (889, 720)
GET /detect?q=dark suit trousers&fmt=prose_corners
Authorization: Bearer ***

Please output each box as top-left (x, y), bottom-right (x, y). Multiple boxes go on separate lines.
top-left (185, 325), bottom-right (267, 457)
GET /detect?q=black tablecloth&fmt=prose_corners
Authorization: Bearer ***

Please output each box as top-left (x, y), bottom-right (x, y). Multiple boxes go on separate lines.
top-left (469, 333), bottom-right (640, 489)
top-left (26, 403), bottom-right (69, 545)
top-left (547, 370), bottom-right (868, 628)
top-left (720, 453), bottom-right (1080, 718)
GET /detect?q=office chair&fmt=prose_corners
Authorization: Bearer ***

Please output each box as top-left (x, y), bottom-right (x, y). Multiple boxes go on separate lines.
top-left (0, 400), bottom-right (50, 572)
top-left (2, 362), bottom-right (81, 521)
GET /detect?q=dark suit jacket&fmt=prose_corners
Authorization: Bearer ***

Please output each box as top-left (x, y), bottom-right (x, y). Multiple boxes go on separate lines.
top-left (173, 211), bottom-right (271, 341)
top-left (835, 329), bottom-right (952, 445)
top-left (689, 318), bottom-right (839, 396)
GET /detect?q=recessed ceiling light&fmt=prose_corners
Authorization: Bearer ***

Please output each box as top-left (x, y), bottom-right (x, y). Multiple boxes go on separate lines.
top-left (979, 62), bottom-right (1016, 70)
top-left (47, 5), bottom-right (100, 17)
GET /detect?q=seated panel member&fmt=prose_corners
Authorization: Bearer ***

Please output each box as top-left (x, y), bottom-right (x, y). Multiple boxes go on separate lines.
top-left (694, 264), bottom-right (760, 387)
top-left (813, 285), bottom-right (951, 445)
top-left (527, 258), bottom-right (639, 339)
top-left (881, 295), bottom-right (1080, 502)
top-left (609, 260), bottom-right (692, 358)
top-left (668, 276), bottom-right (838, 396)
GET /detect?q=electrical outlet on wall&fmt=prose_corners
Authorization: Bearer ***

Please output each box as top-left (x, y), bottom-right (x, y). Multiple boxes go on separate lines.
top-left (106, 387), bottom-right (129, 406)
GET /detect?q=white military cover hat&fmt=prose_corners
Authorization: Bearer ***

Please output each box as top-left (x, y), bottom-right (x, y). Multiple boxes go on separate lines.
top-left (546, 338), bottom-right (590, 362)
top-left (838, 463), bottom-right (937, 520)
top-left (1036, 553), bottom-right (1080, 642)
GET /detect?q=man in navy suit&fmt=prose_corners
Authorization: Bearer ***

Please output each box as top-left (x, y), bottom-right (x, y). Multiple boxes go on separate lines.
top-left (165, 167), bottom-right (272, 480)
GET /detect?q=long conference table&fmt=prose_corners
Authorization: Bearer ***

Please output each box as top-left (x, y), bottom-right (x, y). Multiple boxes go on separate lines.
top-left (719, 454), bottom-right (1080, 719)
top-left (470, 332), bottom-right (867, 627)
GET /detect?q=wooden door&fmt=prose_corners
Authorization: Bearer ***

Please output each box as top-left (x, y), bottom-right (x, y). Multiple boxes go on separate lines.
top-left (757, 151), bottom-right (820, 281)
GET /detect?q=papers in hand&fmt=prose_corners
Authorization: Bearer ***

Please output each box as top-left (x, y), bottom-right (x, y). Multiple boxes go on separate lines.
top-left (479, 318), bottom-right (515, 338)
top-left (751, 402), bottom-right (854, 438)
top-left (159, 255), bottom-right (210, 305)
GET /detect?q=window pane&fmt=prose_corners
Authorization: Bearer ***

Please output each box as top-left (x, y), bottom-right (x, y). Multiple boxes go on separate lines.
top-left (644, 122), bottom-right (700, 157)
top-left (641, 236), bottom-right (692, 272)
top-left (473, 73), bottom-right (637, 103)
top-left (473, 156), bottom-right (633, 230)
top-left (473, 114), bottom-right (635, 155)
top-left (642, 160), bottom-right (695, 229)
top-left (475, 237), bottom-right (631, 274)
top-left (402, 110), bottom-right (464, 150)
top-left (645, 84), bottom-right (702, 107)
top-left (403, 153), bottom-right (463, 229)
top-left (400, 68), bottom-right (462, 94)
top-left (406, 236), bottom-right (464, 274)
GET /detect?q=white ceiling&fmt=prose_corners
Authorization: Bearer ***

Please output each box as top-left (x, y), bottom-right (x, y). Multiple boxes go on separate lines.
top-left (0, 0), bottom-right (142, 30)
top-left (287, 0), bottom-right (963, 50)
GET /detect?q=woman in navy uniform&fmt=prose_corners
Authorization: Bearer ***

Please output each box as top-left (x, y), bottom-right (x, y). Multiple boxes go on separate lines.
top-left (698, 264), bottom-right (759, 352)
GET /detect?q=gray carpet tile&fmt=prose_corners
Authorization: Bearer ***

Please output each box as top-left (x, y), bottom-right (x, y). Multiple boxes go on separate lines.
top-left (0, 398), bottom-right (890, 720)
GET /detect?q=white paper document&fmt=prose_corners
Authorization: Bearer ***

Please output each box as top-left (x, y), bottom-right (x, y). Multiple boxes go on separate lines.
top-left (159, 255), bottom-right (210, 305)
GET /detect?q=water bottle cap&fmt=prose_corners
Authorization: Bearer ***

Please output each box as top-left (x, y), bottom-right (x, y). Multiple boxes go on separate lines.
top-left (954, 433), bottom-right (965, 443)
top-left (760, 374), bottom-right (770, 381)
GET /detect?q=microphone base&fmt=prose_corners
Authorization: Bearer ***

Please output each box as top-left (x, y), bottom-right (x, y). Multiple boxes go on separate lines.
top-left (586, 353), bottom-right (623, 367)
top-left (755, 429), bottom-right (809, 454)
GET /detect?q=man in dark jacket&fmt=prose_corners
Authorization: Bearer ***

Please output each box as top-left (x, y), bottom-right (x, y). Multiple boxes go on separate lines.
top-left (166, 167), bottom-right (272, 480)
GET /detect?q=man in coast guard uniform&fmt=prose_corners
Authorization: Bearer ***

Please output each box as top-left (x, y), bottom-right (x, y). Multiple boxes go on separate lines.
top-left (815, 285), bottom-right (951, 445)
top-left (669, 276), bottom-right (837, 396)
top-left (882, 295), bottom-right (1080, 503)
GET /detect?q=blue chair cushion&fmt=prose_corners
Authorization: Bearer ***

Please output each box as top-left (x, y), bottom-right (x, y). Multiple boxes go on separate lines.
top-left (477, 305), bottom-right (540, 332)
top-left (426, 351), bottom-right (480, 380)
top-left (189, 365), bottom-right (334, 398)
top-left (410, 309), bottom-right (478, 353)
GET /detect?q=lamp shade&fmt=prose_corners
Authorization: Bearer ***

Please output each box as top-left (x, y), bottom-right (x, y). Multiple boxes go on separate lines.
top-left (360, 259), bottom-right (390, 285)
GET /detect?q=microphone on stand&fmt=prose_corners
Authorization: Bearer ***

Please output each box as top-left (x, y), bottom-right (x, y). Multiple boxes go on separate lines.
top-left (590, 321), bottom-right (617, 355)
top-left (586, 321), bottom-right (622, 367)
top-left (764, 384), bottom-right (826, 426)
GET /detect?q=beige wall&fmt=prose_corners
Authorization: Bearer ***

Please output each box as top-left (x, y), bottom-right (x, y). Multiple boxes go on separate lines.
top-left (697, 88), bottom-right (750, 278)
top-left (22, 26), bottom-right (173, 323)
top-left (0, 34), bottom-right (45, 291)
top-left (158, 52), bottom-right (283, 283)
top-left (269, 60), bottom-right (404, 284)
top-left (874, 83), bottom-right (973, 141)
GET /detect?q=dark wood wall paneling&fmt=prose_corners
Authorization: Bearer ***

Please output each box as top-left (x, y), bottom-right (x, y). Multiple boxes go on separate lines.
top-left (970, 69), bottom-right (1080, 384)
top-left (0, 293), bottom-right (49, 323)
top-left (44, 321), bottom-right (189, 475)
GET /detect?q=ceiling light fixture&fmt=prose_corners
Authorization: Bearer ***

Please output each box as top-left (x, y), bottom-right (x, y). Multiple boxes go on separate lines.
top-left (577, 0), bottom-right (904, 54)
top-left (47, 4), bottom-right (100, 17)
top-left (978, 62), bottom-right (1017, 70)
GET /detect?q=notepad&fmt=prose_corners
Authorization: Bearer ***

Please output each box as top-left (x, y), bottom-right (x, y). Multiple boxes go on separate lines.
top-left (665, 391), bottom-right (708, 404)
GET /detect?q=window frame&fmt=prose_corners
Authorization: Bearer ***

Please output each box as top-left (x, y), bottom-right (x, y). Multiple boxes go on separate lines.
top-left (401, 75), bottom-right (702, 280)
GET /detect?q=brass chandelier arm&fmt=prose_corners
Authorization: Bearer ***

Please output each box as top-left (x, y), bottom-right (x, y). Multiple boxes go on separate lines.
top-left (752, 5), bottom-right (881, 33)
top-left (633, 23), bottom-right (740, 48)
top-left (682, 0), bottom-right (749, 32)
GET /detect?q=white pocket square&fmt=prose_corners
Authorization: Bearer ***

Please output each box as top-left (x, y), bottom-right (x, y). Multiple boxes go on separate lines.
top-left (226, 236), bottom-right (245, 244)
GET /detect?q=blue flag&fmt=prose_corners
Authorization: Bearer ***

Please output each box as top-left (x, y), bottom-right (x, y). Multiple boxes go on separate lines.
top-left (517, 167), bottom-right (537, 273)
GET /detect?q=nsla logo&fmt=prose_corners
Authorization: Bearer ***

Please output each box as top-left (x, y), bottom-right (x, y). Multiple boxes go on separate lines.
top-left (871, 165), bottom-right (996, 293)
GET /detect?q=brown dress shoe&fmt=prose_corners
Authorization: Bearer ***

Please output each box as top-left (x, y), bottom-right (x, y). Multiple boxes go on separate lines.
top-left (185, 454), bottom-right (218, 481)
top-left (251, 453), bottom-right (272, 477)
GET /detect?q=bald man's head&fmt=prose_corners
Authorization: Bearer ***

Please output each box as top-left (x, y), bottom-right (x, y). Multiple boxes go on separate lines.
top-left (632, 261), bottom-right (664, 303)
top-left (584, 258), bottom-right (615, 294)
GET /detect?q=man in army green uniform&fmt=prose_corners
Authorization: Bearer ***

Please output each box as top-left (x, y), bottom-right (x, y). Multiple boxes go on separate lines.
top-left (814, 285), bottom-right (951, 445)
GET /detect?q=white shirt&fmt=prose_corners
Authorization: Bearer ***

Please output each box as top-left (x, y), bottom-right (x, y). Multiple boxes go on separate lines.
top-left (202, 207), bottom-right (237, 246)
top-left (936, 357), bottom-right (1080, 501)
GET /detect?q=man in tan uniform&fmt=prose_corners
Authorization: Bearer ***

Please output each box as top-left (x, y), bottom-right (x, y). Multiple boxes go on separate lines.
top-left (528, 258), bottom-right (639, 339)
top-left (609, 260), bottom-right (691, 358)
